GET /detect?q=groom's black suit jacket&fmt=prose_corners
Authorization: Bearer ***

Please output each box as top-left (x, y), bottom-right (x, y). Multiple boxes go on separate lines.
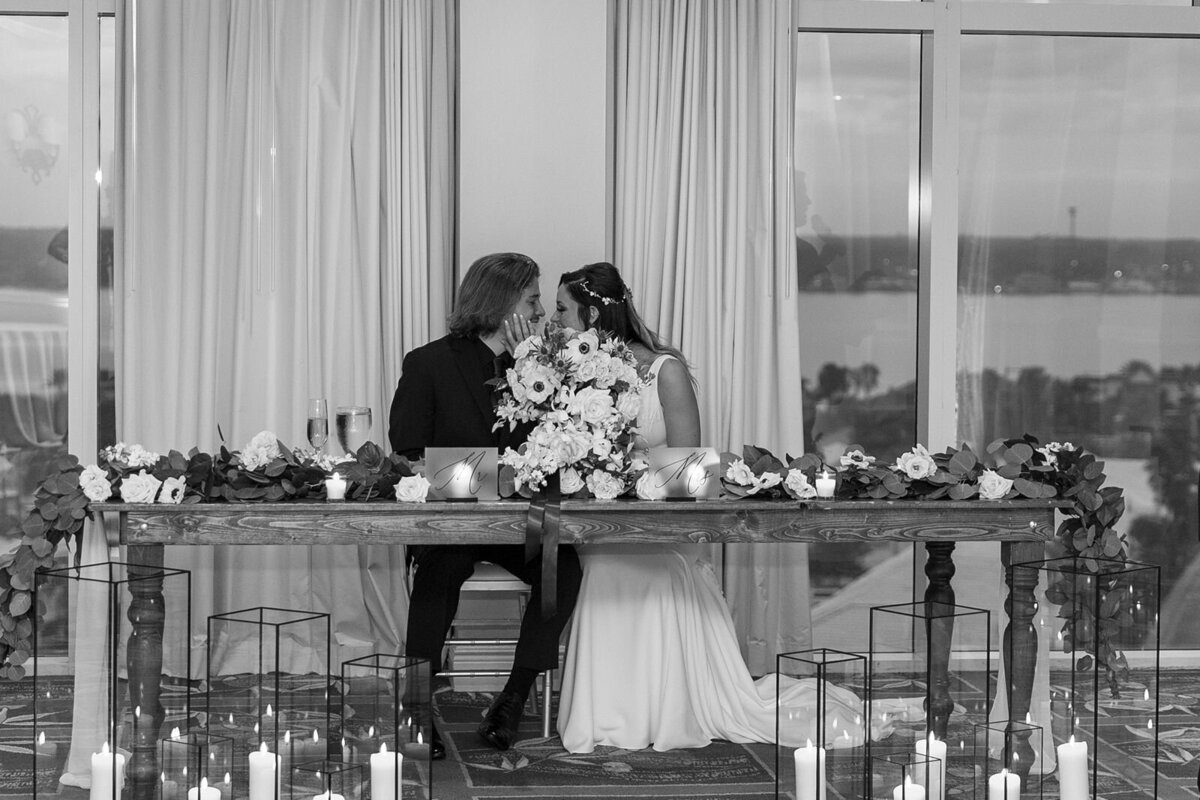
top-left (388, 333), bottom-right (513, 458)
top-left (387, 332), bottom-right (580, 674)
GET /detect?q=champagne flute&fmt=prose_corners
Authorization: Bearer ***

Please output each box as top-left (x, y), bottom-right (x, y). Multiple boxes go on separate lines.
top-left (336, 405), bottom-right (373, 455)
top-left (307, 398), bottom-right (329, 451)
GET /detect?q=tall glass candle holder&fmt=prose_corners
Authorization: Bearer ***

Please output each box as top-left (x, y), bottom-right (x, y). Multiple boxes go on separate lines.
top-left (340, 654), bottom-right (432, 800)
top-left (1010, 557), bottom-right (1160, 800)
top-left (159, 729), bottom-right (234, 800)
top-left (775, 649), bottom-right (867, 800)
top-left (33, 560), bottom-right (192, 800)
top-left (868, 601), bottom-right (992, 799)
top-left (206, 607), bottom-right (332, 775)
top-left (972, 719), bottom-right (1044, 799)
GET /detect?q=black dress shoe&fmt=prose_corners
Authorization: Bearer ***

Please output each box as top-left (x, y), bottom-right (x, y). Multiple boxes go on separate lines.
top-left (430, 722), bottom-right (446, 760)
top-left (476, 690), bottom-right (525, 751)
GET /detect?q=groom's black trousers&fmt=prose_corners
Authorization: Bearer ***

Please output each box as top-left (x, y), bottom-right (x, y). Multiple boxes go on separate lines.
top-left (404, 543), bottom-right (583, 674)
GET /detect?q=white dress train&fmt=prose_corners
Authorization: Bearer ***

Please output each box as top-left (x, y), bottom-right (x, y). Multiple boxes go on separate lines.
top-left (557, 355), bottom-right (871, 753)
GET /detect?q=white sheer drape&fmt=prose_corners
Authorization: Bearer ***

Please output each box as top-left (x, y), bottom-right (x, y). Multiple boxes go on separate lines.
top-left (65, 0), bottom-right (454, 784)
top-left (614, 0), bottom-right (810, 675)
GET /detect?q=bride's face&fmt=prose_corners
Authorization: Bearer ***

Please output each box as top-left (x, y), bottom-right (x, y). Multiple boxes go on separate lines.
top-left (552, 285), bottom-right (589, 330)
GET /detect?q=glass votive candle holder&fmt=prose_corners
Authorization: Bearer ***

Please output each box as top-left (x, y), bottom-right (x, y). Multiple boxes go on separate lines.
top-left (288, 759), bottom-right (362, 800)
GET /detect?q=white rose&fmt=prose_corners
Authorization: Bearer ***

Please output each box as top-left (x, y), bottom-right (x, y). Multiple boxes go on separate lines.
top-left (241, 431), bottom-right (282, 471)
top-left (784, 469), bottom-right (817, 500)
top-left (587, 469), bottom-right (624, 500)
top-left (396, 475), bottom-right (431, 503)
top-left (569, 386), bottom-right (615, 426)
top-left (725, 459), bottom-right (756, 486)
top-left (978, 469), bottom-right (1014, 500)
top-left (160, 476), bottom-right (186, 504)
top-left (895, 444), bottom-right (937, 480)
top-left (120, 470), bottom-right (162, 503)
top-left (616, 389), bottom-right (642, 421)
top-left (560, 467), bottom-right (585, 495)
top-left (80, 464), bottom-right (113, 502)
top-left (573, 353), bottom-right (604, 384)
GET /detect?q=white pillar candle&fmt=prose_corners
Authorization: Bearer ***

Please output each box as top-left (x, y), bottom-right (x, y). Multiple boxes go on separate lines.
top-left (370, 743), bottom-right (403, 800)
top-left (815, 471), bottom-right (836, 498)
top-left (1056, 736), bottom-right (1089, 800)
top-left (89, 742), bottom-right (125, 800)
top-left (893, 776), bottom-right (926, 800)
top-left (793, 740), bottom-right (826, 800)
top-left (325, 474), bottom-right (347, 501)
top-left (313, 792), bottom-right (346, 800)
top-left (987, 768), bottom-right (1021, 800)
top-left (248, 742), bottom-right (281, 800)
top-left (914, 733), bottom-right (946, 800)
top-left (186, 777), bottom-right (220, 800)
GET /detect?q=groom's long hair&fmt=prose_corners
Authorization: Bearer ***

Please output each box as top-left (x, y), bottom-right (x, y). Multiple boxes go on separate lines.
top-left (559, 262), bottom-right (694, 384)
top-left (449, 252), bottom-right (540, 338)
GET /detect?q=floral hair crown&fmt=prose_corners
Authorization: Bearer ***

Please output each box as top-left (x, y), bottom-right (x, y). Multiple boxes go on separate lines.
top-left (576, 278), bottom-right (629, 306)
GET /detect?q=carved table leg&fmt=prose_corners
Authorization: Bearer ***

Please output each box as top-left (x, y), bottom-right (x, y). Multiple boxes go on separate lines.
top-left (924, 542), bottom-right (956, 740)
top-left (1003, 541), bottom-right (1041, 780)
top-left (127, 544), bottom-right (166, 800)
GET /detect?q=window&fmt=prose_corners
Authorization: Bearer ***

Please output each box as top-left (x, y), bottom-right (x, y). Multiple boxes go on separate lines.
top-left (799, 0), bottom-right (1200, 650)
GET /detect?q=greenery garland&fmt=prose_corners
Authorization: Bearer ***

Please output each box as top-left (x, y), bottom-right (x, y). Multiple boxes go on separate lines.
top-left (1, 433), bottom-right (1130, 691)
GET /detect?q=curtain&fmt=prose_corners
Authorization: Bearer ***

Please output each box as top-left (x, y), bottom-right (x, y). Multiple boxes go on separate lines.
top-left (614, 0), bottom-right (810, 675)
top-left (64, 0), bottom-right (455, 783)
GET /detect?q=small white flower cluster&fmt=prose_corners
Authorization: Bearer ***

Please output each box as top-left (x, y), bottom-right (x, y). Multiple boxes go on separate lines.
top-left (1036, 441), bottom-right (1076, 468)
top-left (99, 442), bottom-right (161, 470)
top-left (495, 326), bottom-right (646, 496)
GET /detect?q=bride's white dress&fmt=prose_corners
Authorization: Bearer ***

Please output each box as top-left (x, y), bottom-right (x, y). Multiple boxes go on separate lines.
top-left (557, 355), bottom-right (870, 754)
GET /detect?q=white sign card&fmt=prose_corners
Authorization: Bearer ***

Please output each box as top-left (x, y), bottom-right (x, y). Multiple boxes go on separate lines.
top-left (646, 447), bottom-right (721, 500)
top-left (425, 447), bottom-right (499, 501)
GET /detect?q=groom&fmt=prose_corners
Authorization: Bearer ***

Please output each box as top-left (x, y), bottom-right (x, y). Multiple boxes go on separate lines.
top-left (389, 252), bottom-right (583, 757)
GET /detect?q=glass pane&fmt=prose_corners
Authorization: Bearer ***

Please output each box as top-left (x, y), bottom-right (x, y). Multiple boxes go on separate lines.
top-left (0, 17), bottom-right (70, 568)
top-left (795, 32), bottom-right (920, 652)
top-left (99, 14), bottom-right (115, 448)
top-left (959, 35), bottom-right (1200, 648)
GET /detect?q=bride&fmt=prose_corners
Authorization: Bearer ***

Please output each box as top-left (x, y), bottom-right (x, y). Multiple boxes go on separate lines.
top-left (550, 262), bottom-right (869, 754)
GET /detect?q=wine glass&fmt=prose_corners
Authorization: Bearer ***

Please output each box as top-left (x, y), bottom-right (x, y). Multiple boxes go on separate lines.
top-left (336, 405), bottom-right (373, 455)
top-left (307, 398), bottom-right (329, 451)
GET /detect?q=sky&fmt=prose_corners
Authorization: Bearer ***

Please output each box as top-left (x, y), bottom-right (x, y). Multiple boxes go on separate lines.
top-left (796, 32), bottom-right (1200, 241)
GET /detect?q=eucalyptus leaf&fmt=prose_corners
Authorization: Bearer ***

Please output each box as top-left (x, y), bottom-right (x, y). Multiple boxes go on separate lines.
top-left (1008, 442), bottom-right (1034, 464)
top-left (8, 592), bottom-right (30, 617)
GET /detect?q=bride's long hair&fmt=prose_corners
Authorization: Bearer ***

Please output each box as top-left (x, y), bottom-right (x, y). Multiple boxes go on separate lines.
top-left (558, 262), bottom-right (694, 382)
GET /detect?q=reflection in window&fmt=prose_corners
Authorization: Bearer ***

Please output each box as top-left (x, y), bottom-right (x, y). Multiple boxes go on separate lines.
top-left (0, 16), bottom-right (70, 554)
top-left (959, 34), bottom-right (1200, 647)
top-left (795, 32), bottom-right (920, 651)
top-left (794, 32), bottom-right (919, 466)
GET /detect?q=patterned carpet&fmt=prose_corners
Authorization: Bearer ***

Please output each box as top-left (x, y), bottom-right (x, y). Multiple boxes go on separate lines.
top-left (3, 670), bottom-right (1199, 798)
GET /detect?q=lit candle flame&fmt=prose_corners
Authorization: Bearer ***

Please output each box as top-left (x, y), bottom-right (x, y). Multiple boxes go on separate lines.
top-left (312, 730), bottom-right (319, 743)
top-left (260, 742), bottom-right (269, 753)
top-left (284, 730), bottom-right (291, 745)
top-left (38, 732), bottom-right (45, 746)
top-left (380, 742), bottom-right (389, 753)
top-left (369, 726), bottom-right (376, 738)
top-left (224, 773), bottom-right (231, 784)
top-left (266, 704), bottom-right (274, 717)
top-left (171, 727), bottom-right (181, 740)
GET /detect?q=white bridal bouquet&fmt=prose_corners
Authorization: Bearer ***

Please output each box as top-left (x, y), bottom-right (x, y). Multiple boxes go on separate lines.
top-left (494, 325), bottom-right (647, 497)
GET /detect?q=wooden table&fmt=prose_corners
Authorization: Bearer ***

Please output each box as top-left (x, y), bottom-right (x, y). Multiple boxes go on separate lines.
top-left (98, 497), bottom-right (1062, 799)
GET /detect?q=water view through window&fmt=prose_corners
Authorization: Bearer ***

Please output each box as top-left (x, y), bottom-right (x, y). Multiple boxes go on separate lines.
top-left (959, 34), bottom-right (1200, 649)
